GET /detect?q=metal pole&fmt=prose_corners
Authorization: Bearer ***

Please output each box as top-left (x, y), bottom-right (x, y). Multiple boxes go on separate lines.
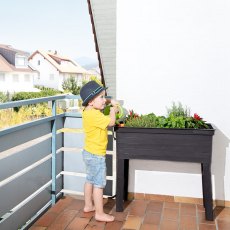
top-left (51, 100), bottom-right (56, 205)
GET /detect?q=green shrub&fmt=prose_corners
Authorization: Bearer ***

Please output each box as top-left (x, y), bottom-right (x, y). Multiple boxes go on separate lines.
top-left (11, 88), bottom-right (63, 112)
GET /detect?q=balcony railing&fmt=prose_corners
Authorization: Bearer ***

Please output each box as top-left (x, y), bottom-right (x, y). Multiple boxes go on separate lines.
top-left (0, 95), bottom-right (115, 230)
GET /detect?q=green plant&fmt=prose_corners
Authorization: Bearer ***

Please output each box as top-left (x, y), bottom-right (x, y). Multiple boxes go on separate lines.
top-left (123, 103), bottom-right (209, 129)
top-left (62, 76), bottom-right (81, 95)
top-left (11, 88), bottom-right (62, 112)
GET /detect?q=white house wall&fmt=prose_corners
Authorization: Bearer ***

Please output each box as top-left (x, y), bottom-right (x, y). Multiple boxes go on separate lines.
top-left (117, 0), bottom-right (230, 201)
top-left (0, 72), bottom-right (36, 92)
top-left (30, 53), bottom-right (60, 90)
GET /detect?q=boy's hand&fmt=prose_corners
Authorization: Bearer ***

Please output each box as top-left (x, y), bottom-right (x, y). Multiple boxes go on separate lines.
top-left (110, 105), bottom-right (119, 114)
top-left (110, 99), bottom-right (119, 107)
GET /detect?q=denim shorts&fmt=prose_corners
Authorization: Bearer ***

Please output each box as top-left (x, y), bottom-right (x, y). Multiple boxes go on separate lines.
top-left (82, 150), bottom-right (106, 188)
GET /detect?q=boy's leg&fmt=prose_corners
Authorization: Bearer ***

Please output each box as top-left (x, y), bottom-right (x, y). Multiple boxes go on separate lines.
top-left (84, 182), bottom-right (95, 212)
top-left (93, 187), bottom-right (114, 222)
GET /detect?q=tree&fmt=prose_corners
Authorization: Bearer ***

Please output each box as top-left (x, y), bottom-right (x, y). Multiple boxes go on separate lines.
top-left (62, 76), bottom-right (81, 95)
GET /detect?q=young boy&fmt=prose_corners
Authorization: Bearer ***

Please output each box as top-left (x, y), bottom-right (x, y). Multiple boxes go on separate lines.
top-left (80, 81), bottom-right (118, 222)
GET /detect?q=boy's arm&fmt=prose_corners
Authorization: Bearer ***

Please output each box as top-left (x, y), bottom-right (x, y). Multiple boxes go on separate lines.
top-left (108, 106), bottom-right (118, 127)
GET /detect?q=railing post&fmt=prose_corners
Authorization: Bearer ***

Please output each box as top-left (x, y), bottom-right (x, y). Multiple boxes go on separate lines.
top-left (51, 99), bottom-right (57, 205)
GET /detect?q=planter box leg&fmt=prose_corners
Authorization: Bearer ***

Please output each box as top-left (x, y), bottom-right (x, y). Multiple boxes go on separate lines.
top-left (124, 159), bottom-right (129, 201)
top-left (116, 159), bottom-right (124, 211)
top-left (202, 163), bottom-right (214, 221)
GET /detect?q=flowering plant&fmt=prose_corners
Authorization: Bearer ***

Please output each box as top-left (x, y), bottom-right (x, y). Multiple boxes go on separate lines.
top-left (119, 102), bottom-right (209, 129)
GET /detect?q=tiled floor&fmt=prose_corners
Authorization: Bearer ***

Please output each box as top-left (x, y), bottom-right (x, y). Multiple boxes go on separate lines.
top-left (29, 195), bottom-right (230, 230)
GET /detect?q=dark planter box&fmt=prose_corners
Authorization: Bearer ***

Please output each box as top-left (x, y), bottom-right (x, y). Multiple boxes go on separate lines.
top-left (115, 125), bottom-right (215, 220)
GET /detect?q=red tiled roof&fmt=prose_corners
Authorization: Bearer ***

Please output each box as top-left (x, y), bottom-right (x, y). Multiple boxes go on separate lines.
top-left (29, 50), bottom-right (89, 74)
top-left (0, 54), bottom-right (36, 73)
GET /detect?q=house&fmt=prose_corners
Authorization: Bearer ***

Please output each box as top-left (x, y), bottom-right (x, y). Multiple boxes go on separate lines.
top-left (0, 44), bottom-right (39, 93)
top-left (29, 50), bottom-right (93, 91)
top-left (88, 0), bottom-right (230, 207)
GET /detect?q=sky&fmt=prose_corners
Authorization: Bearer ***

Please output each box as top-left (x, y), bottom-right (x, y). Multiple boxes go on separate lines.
top-left (0, 0), bottom-right (98, 62)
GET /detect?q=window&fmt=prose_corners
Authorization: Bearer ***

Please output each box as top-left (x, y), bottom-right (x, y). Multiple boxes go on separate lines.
top-left (38, 60), bottom-right (40, 65)
top-left (13, 74), bottom-right (19, 82)
top-left (0, 73), bottom-right (5, 82)
top-left (49, 74), bottom-right (54, 81)
top-left (15, 55), bottom-right (27, 67)
top-left (24, 74), bottom-right (30, 82)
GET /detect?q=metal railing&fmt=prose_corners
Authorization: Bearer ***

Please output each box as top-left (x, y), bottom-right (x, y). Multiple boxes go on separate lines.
top-left (0, 94), bottom-right (115, 230)
top-left (0, 95), bottom-right (79, 229)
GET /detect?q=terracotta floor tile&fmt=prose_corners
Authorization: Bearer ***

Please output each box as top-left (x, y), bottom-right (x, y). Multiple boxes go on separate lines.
top-left (49, 196), bottom-right (74, 214)
top-left (65, 199), bottom-right (85, 211)
top-left (111, 210), bottom-right (129, 221)
top-left (84, 225), bottom-right (105, 230)
top-left (146, 201), bottom-right (163, 213)
top-left (164, 202), bottom-right (179, 209)
top-left (29, 227), bottom-right (47, 230)
top-left (180, 203), bottom-right (196, 216)
top-left (140, 223), bottom-right (159, 230)
top-left (47, 209), bottom-right (78, 230)
top-left (77, 210), bottom-right (95, 219)
top-left (85, 218), bottom-right (106, 230)
top-left (129, 200), bottom-right (148, 216)
top-left (30, 196), bottom-right (230, 230)
top-left (163, 208), bottom-right (179, 220)
top-left (143, 212), bottom-right (161, 225)
top-left (122, 215), bottom-right (142, 230)
top-left (197, 204), bottom-right (205, 212)
top-left (216, 207), bottom-right (230, 220)
top-left (180, 215), bottom-right (198, 229)
top-left (104, 198), bottom-right (116, 213)
top-left (32, 212), bottom-right (58, 227)
top-left (65, 217), bottom-right (90, 230)
top-left (104, 220), bottom-right (124, 230)
top-left (217, 219), bottom-right (230, 230)
top-left (199, 223), bottom-right (217, 230)
top-left (123, 200), bottom-right (133, 212)
top-left (160, 219), bottom-right (178, 230)
top-left (129, 205), bottom-right (147, 217)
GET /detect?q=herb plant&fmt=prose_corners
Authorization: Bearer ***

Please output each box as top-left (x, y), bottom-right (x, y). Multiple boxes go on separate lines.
top-left (122, 103), bottom-right (209, 129)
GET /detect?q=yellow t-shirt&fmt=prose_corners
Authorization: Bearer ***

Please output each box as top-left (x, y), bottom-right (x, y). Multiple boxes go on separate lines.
top-left (82, 108), bottom-right (111, 156)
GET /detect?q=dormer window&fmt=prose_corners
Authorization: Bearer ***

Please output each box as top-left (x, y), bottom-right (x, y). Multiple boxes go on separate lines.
top-left (15, 55), bottom-right (27, 67)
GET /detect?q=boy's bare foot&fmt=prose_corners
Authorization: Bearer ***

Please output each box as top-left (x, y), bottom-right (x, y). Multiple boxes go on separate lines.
top-left (84, 206), bottom-right (95, 212)
top-left (95, 213), bottom-right (115, 222)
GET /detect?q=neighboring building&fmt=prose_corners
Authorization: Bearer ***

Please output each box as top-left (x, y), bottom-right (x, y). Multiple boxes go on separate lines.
top-left (0, 44), bottom-right (39, 93)
top-left (29, 50), bottom-right (93, 91)
top-left (87, 67), bottom-right (101, 80)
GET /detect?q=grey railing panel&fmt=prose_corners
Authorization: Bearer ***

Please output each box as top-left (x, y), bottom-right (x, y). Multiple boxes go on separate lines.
top-left (0, 133), bottom-right (62, 182)
top-left (0, 159), bottom-right (51, 217)
top-left (64, 132), bottom-right (84, 148)
top-left (0, 137), bottom-right (52, 181)
top-left (106, 154), bottom-right (113, 176)
top-left (0, 116), bottom-right (64, 152)
top-left (64, 116), bottom-right (83, 129)
top-left (0, 185), bottom-right (52, 230)
top-left (0, 122), bottom-right (51, 152)
top-left (56, 132), bottom-right (64, 150)
top-left (64, 175), bottom-right (85, 192)
top-left (57, 151), bottom-right (64, 175)
top-left (56, 116), bottom-right (65, 130)
top-left (56, 175), bottom-right (63, 195)
top-left (64, 150), bottom-right (85, 173)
